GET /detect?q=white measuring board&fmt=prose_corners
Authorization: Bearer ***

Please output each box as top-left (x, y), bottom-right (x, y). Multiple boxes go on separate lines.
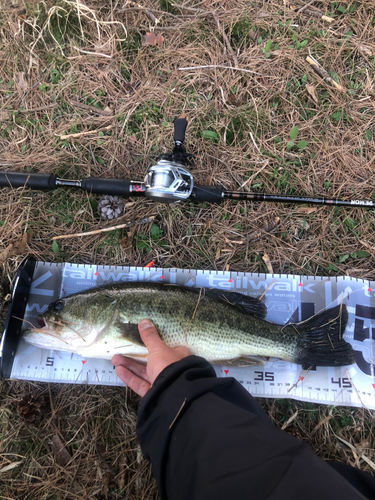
top-left (9, 262), bottom-right (375, 409)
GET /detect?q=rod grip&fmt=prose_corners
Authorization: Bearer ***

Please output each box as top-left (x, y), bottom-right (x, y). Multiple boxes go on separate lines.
top-left (174, 116), bottom-right (188, 143)
top-left (81, 177), bottom-right (132, 196)
top-left (0, 172), bottom-right (57, 189)
top-left (193, 185), bottom-right (223, 203)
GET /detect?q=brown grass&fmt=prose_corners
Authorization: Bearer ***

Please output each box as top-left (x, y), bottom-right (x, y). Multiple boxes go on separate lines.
top-left (1, 0), bottom-right (375, 497)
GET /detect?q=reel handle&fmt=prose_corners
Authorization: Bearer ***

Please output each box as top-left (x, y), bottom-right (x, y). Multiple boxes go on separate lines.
top-left (173, 114), bottom-right (188, 144)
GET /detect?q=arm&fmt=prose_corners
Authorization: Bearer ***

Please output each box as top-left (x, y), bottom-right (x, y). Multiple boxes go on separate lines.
top-left (113, 321), bottom-right (371, 500)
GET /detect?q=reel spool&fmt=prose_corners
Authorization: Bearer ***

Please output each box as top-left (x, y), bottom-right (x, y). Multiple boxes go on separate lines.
top-left (144, 158), bottom-right (193, 204)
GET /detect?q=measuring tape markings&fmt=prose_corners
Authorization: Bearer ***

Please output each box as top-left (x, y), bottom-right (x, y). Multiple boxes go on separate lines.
top-left (8, 263), bottom-right (375, 407)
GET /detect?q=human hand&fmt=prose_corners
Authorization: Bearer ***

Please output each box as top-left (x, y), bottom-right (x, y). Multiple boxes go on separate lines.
top-left (112, 319), bottom-right (190, 397)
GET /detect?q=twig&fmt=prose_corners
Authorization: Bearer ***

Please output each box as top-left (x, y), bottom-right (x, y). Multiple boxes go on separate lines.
top-left (71, 46), bottom-right (112, 58)
top-left (249, 131), bottom-right (261, 153)
top-left (306, 56), bottom-right (345, 92)
top-left (69, 101), bottom-right (113, 116)
top-left (258, 280), bottom-right (277, 301)
top-left (288, 366), bottom-right (313, 393)
top-left (297, 0), bottom-right (316, 12)
top-left (202, 152), bottom-right (247, 190)
top-left (303, 9), bottom-right (334, 22)
top-left (52, 217), bottom-right (155, 240)
top-left (17, 104), bottom-right (58, 113)
top-left (169, 398), bottom-right (187, 430)
top-left (335, 434), bottom-right (375, 472)
top-left (122, 1), bottom-right (160, 25)
top-left (57, 124), bottom-right (113, 140)
top-left (178, 65), bottom-right (265, 76)
top-left (172, 5), bottom-right (240, 67)
top-left (345, 369), bottom-right (368, 410)
top-left (286, 3), bottom-right (334, 22)
top-left (211, 12), bottom-right (238, 67)
top-left (281, 410), bottom-right (299, 430)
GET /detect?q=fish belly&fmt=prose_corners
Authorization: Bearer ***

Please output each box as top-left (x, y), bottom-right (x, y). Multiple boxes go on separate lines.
top-left (184, 324), bottom-right (297, 363)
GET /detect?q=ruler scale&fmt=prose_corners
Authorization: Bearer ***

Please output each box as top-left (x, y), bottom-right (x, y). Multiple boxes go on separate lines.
top-left (1, 261), bottom-right (374, 409)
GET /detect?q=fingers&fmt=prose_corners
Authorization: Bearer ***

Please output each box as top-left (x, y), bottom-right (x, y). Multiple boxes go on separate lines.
top-left (112, 354), bottom-right (147, 380)
top-left (115, 365), bottom-right (151, 397)
top-left (138, 319), bottom-right (165, 352)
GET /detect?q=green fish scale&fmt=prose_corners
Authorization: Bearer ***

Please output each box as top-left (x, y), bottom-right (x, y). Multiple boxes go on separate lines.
top-left (108, 283), bottom-right (299, 362)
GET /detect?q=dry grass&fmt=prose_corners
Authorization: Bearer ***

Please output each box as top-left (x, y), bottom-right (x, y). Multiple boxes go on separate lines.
top-left (1, 0), bottom-right (375, 497)
top-left (1, 380), bottom-right (157, 499)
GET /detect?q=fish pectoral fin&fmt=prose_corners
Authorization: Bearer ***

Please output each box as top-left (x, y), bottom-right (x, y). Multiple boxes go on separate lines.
top-left (114, 321), bottom-right (145, 346)
top-left (211, 356), bottom-right (267, 367)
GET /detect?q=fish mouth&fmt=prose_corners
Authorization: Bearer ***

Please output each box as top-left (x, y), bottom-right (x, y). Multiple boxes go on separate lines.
top-left (37, 315), bottom-right (46, 328)
top-left (23, 316), bottom-right (58, 337)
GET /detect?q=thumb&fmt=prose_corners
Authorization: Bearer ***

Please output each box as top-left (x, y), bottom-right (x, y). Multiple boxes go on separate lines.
top-left (138, 319), bottom-right (165, 352)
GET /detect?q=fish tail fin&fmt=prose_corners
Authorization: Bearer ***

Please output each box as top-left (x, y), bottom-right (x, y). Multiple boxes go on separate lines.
top-left (293, 304), bottom-right (355, 367)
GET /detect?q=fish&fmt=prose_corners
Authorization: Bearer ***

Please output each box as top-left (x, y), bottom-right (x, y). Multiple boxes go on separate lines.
top-left (22, 282), bottom-right (355, 367)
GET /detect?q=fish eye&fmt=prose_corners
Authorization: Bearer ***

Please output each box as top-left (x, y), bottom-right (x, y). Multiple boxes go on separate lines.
top-left (54, 300), bottom-right (64, 311)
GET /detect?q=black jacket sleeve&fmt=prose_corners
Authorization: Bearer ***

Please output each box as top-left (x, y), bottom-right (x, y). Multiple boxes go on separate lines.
top-left (136, 356), bottom-right (375, 500)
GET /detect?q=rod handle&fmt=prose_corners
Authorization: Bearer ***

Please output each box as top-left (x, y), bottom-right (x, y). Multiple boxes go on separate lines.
top-left (193, 185), bottom-right (223, 203)
top-left (174, 115), bottom-right (188, 144)
top-left (81, 177), bottom-right (132, 196)
top-left (0, 172), bottom-right (57, 189)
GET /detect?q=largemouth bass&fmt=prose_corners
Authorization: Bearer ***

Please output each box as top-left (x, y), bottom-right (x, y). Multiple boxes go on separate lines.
top-left (22, 282), bottom-right (355, 367)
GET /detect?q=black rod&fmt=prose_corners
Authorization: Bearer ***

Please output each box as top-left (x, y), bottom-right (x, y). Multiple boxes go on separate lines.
top-left (223, 191), bottom-right (375, 208)
top-left (1, 171), bottom-right (375, 209)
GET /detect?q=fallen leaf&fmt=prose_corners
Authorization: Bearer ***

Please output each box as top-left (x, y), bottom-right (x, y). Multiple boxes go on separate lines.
top-left (228, 93), bottom-right (243, 107)
top-left (306, 83), bottom-right (318, 103)
top-left (155, 33), bottom-right (164, 46)
top-left (0, 111), bottom-right (9, 122)
top-left (51, 435), bottom-right (72, 466)
top-left (0, 232), bottom-right (32, 264)
top-left (102, 105), bottom-right (114, 116)
top-left (127, 135), bottom-right (137, 146)
top-left (17, 72), bottom-right (28, 90)
top-left (358, 45), bottom-right (373, 57)
top-left (142, 32), bottom-right (156, 46)
top-left (257, 8), bottom-right (270, 18)
top-left (295, 206), bottom-right (317, 215)
top-left (142, 32), bottom-right (164, 47)
top-left (120, 236), bottom-right (129, 248)
top-left (296, 219), bottom-right (310, 230)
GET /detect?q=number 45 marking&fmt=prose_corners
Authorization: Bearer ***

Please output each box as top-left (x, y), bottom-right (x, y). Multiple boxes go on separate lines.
top-left (331, 377), bottom-right (352, 388)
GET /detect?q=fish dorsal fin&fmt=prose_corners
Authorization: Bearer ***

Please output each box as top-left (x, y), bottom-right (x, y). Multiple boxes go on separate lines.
top-left (211, 356), bottom-right (267, 367)
top-left (114, 321), bottom-right (145, 346)
top-left (195, 288), bottom-right (267, 319)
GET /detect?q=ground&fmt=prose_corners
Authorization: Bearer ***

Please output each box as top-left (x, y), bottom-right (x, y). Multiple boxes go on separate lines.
top-left (0, 1), bottom-right (375, 498)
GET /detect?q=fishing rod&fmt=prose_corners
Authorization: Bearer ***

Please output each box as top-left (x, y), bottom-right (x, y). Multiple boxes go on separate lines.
top-left (0, 114), bottom-right (374, 209)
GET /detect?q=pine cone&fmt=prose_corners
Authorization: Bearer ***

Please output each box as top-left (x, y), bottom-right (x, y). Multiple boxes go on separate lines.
top-left (18, 393), bottom-right (45, 424)
top-left (97, 195), bottom-right (124, 220)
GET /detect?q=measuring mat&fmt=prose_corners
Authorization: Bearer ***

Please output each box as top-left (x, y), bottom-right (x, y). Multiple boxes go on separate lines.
top-left (1, 260), bottom-right (374, 409)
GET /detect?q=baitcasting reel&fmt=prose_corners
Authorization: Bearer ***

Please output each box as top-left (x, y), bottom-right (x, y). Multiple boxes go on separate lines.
top-left (144, 114), bottom-right (194, 203)
top-left (144, 160), bottom-right (193, 203)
